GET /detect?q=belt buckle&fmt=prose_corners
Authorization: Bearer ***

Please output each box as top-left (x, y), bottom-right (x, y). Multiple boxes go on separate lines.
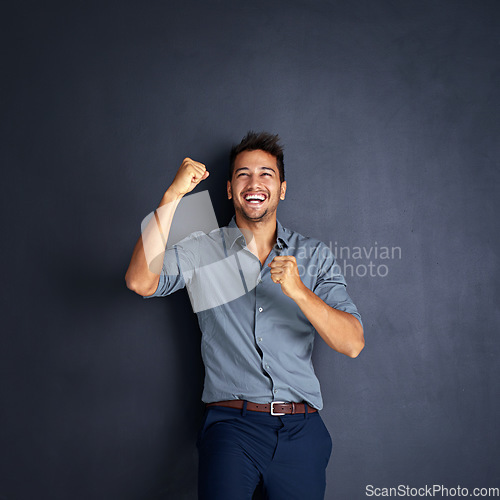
top-left (270, 401), bottom-right (286, 416)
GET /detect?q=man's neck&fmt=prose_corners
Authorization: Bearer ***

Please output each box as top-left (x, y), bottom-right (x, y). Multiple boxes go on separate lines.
top-left (234, 213), bottom-right (277, 261)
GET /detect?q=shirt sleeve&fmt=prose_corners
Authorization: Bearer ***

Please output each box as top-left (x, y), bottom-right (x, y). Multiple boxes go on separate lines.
top-left (312, 243), bottom-right (363, 328)
top-left (142, 232), bottom-right (200, 299)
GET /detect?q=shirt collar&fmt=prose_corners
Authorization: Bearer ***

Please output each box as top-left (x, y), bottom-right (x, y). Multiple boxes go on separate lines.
top-left (227, 216), bottom-right (289, 249)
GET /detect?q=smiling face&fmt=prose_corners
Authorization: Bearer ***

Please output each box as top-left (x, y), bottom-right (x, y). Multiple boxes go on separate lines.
top-left (227, 149), bottom-right (287, 223)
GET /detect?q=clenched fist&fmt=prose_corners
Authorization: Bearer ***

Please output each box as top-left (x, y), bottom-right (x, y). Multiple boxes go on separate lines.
top-left (169, 157), bottom-right (209, 197)
top-left (268, 256), bottom-right (306, 300)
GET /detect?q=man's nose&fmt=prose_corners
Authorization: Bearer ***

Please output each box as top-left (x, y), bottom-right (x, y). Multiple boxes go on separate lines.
top-left (246, 174), bottom-right (261, 188)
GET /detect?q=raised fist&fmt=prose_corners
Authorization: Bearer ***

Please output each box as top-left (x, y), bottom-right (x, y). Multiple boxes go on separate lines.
top-left (170, 157), bottom-right (209, 196)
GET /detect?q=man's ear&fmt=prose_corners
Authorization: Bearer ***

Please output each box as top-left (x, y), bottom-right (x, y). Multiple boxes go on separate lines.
top-left (227, 180), bottom-right (232, 199)
top-left (280, 181), bottom-right (287, 200)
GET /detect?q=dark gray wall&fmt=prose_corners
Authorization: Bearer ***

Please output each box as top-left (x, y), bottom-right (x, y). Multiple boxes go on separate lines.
top-left (1, 1), bottom-right (499, 499)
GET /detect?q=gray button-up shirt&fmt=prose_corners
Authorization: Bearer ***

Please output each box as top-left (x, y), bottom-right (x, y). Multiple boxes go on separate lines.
top-left (144, 216), bottom-right (362, 410)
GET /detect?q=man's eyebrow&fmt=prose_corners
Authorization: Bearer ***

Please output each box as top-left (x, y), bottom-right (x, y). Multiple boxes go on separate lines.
top-left (234, 166), bottom-right (276, 173)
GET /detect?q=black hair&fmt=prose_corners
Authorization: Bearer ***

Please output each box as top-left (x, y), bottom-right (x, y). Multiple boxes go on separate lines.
top-left (229, 131), bottom-right (285, 182)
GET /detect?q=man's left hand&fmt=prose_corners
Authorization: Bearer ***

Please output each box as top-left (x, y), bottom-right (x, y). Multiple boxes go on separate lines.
top-left (268, 256), bottom-right (306, 300)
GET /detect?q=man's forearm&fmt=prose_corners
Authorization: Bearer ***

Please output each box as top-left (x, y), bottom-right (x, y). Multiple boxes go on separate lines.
top-left (293, 286), bottom-right (365, 357)
top-left (125, 157), bottom-right (209, 297)
top-left (125, 189), bottom-right (182, 296)
top-left (268, 256), bottom-right (364, 357)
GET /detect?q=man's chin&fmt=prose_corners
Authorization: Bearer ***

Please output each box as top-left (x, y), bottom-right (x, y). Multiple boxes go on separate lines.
top-left (239, 207), bottom-right (269, 222)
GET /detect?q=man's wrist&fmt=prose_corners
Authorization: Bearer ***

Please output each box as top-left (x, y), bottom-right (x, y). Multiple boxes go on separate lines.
top-left (159, 187), bottom-right (184, 206)
top-left (288, 282), bottom-right (311, 304)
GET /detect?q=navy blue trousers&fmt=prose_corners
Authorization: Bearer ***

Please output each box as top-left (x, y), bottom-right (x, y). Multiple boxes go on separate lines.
top-left (197, 405), bottom-right (333, 499)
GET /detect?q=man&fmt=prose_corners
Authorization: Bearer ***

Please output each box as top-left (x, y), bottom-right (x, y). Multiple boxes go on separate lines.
top-left (125, 131), bottom-right (364, 499)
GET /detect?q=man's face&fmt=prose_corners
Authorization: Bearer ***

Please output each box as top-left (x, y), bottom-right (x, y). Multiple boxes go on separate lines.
top-left (227, 149), bottom-right (286, 223)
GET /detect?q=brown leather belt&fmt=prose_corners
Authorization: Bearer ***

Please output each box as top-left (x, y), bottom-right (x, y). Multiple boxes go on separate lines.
top-left (206, 400), bottom-right (317, 415)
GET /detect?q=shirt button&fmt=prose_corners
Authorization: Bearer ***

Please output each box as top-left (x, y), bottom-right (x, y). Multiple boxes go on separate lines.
top-left (258, 307), bottom-right (263, 312)
top-left (258, 337), bottom-right (263, 342)
top-left (265, 364), bottom-right (270, 369)
top-left (274, 389), bottom-right (278, 394)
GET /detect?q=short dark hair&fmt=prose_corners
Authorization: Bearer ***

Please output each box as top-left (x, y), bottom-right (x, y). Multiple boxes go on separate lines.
top-left (229, 131), bottom-right (285, 182)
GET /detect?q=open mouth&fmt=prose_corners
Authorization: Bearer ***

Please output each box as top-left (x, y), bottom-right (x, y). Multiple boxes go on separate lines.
top-left (243, 192), bottom-right (268, 205)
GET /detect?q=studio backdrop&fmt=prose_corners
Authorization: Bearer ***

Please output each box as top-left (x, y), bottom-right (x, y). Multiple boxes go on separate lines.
top-left (1, 1), bottom-right (499, 499)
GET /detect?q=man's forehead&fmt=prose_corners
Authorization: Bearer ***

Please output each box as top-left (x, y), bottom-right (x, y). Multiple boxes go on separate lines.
top-left (234, 150), bottom-right (278, 170)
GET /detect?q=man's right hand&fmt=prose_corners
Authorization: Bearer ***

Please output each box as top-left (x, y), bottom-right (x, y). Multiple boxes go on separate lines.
top-left (169, 158), bottom-right (209, 197)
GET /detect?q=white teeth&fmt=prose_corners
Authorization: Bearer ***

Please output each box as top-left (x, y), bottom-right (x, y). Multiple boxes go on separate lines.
top-left (244, 194), bottom-right (266, 202)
